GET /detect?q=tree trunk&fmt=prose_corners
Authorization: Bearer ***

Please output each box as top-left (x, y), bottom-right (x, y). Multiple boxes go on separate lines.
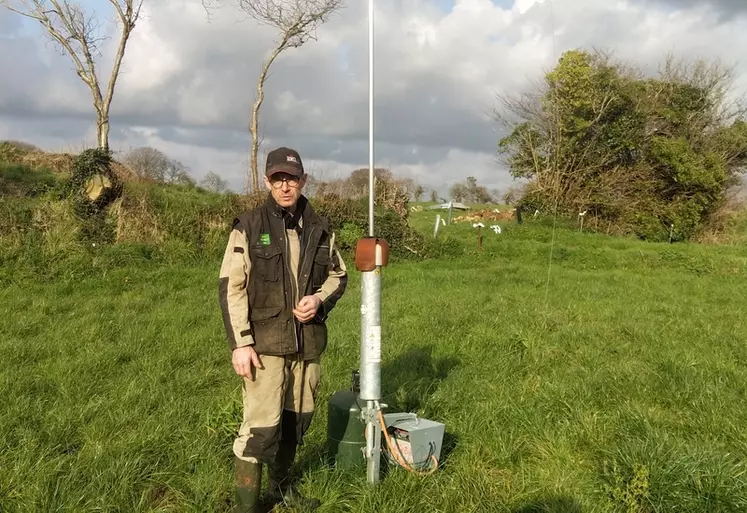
top-left (98, 115), bottom-right (110, 152)
top-left (249, 39), bottom-right (288, 193)
top-left (249, 99), bottom-right (260, 193)
top-left (84, 173), bottom-right (113, 202)
top-left (1, 1), bottom-right (142, 158)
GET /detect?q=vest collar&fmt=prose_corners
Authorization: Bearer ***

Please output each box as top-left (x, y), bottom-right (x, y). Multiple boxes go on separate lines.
top-left (264, 193), bottom-right (319, 230)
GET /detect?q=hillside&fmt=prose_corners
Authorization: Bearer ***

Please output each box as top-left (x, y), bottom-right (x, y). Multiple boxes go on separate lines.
top-left (1, 141), bottom-right (137, 181)
top-left (0, 148), bottom-right (450, 284)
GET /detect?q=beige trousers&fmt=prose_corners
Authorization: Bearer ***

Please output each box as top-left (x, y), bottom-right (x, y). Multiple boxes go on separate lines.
top-left (233, 354), bottom-right (321, 463)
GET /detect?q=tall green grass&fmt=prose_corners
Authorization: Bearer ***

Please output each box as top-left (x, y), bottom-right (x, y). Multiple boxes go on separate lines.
top-left (3, 162), bottom-right (747, 511)
top-left (2, 204), bottom-right (747, 512)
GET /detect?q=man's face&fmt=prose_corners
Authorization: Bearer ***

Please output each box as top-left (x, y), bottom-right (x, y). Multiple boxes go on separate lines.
top-left (264, 172), bottom-right (306, 209)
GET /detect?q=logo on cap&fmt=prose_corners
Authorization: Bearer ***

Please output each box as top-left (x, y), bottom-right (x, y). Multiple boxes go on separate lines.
top-left (286, 155), bottom-right (299, 164)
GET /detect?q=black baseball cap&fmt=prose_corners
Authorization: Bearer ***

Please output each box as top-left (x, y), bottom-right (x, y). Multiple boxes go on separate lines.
top-left (265, 147), bottom-right (304, 178)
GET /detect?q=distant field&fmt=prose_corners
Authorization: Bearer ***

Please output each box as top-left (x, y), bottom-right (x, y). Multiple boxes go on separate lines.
top-left (1, 207), bottom-right (747, 512)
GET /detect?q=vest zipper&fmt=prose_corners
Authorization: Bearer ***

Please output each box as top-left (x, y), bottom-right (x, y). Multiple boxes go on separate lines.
top-left (296, 226), bottom-right (315, 353)
top-left (301, 227), bottom-right (316, 285)
top-left (283, 227), bottom-right (300, 354)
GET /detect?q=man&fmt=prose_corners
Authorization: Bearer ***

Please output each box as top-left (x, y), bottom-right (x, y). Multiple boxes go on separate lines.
top-left (218, 147), bottom-right (348, 512)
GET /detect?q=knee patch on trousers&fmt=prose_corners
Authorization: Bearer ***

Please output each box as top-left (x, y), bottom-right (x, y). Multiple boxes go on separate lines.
top-left (281, 409), bottom-right (315, 446)
top-left (242, 424), bottom-right (281, 463)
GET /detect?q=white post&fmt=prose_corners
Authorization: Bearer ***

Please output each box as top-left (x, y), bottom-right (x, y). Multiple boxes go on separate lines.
top-left (434, 214), bottom-right (441, 238)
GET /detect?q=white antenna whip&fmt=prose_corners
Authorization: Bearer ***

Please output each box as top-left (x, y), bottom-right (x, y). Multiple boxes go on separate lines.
top-left (368, 0), bottom-right (375, 236)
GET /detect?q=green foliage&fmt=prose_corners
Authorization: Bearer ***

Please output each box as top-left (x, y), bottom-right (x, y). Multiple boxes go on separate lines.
top-left (312, 193), bottom-right (425, 261)
top-left (498, 122), bottom-right (548, 180)
top-left (0, 168), bottom-right (241, 280)
top-left (53, 148), bottom-right (124, 246)
top-left (0, 162), bottom-right (58, 198)
top-left (0, 197), bottom-right (36, 235)
top-left (604, 463), bottom-right (651, 513)
top-left (65, 148), bottom-right (123, 203)
top-left (693, 197), bottom-right (747, 245)
top-left (335, 222), bottom-right (366, 254)
top-left (498, 49), bottom-right (747, 242)
top-left (109, 181), bottom-right (245, 260)
top-left (0, 162), bottom-right (439, 280)
top-left (420, 235), bottom-right (465, 259)
top-left (649, 137), bottom-right (726, 193)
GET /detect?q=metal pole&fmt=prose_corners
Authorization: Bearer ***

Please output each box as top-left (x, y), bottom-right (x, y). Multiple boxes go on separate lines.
top-left (360, 261), bottom-right (381, 482)
top-left (359, 0), bottom-right (382, 485)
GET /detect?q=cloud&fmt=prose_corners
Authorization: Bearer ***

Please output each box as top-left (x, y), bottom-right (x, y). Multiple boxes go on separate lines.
top-left (638, 0), bottom-right (747, 18)
top-left (0, 0), bottom-right (745, 196)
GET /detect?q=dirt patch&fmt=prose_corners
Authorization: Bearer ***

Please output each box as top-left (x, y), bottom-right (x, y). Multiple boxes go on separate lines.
top-left (452, 208), bottom-right (516, 223)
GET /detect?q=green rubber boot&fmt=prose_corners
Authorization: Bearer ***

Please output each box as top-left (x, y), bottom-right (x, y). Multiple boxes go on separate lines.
top-left (265, 441), bottom-right (321, 510)
top-left (234, 457), bottom-right (262, 513)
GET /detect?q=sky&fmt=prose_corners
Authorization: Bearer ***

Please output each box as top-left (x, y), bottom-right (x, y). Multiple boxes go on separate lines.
top-left (0, 0), bottom-right (746, 195)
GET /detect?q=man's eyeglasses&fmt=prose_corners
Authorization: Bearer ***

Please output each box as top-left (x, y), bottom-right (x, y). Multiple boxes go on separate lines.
top-left (269, 176), bottom-right (300, 188)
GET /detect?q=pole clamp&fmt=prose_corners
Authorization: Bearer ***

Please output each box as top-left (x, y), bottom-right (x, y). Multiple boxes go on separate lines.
top-left (355, 237), bottom-right (389, 271)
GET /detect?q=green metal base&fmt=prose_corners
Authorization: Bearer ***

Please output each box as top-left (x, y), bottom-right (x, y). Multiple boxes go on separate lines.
top-left (326, 388), bottom-right (367, 471)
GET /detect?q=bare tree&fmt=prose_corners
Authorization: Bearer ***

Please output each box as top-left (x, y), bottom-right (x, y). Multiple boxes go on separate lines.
top-left (165, 159), bottom-right (195, 186)
top-left (450, 183), bottom-right (468, 203)
top-left (1, 0), bottom-right (144, 151)
top-left (122, 145), bottom-right (194, 185)
top-left (413, 184), bottom-right (424, 201)
top-left (123, 146), bottom-right (170, 181)
top-left (202, 0), bottom-right (345, 193)
top-left (303, 174), bottom-right (323, 197)
top-left (200, 171), bottom-right (228, 193)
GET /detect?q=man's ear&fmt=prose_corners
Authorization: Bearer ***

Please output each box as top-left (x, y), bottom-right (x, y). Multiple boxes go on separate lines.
top-left (298, 174), bottom-right (307, 189)
top-left (263, 175), bottom-right (271, 190)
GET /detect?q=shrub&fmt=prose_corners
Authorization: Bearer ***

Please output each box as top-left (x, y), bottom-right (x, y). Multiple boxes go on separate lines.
top-left (420, 235), bottom-right (465, 259)
top-left (497, 49), bottom-right (747, 242)
top-left (0, 141), bottom-right (30, 163)
top-left (335, 222), bottom-right (366, 254)
top-left (0, 162), bottom-right (59, 198)
top-left (313, 193), bottom-right (425, 261)
top-left (0, 162), bottom-right (443, 280)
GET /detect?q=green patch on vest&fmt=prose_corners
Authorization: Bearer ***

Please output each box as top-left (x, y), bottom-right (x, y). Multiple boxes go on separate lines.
top-left (259, 233), bottom-right (271, 245)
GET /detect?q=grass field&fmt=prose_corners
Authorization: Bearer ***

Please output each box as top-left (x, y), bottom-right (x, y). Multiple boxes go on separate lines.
top-left (2, 207), bottom-right (747, 512)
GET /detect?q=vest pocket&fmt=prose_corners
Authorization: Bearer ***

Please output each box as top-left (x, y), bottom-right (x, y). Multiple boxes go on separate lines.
top-left (252, 245), bottom-right (282, 282)
top-left (250, 306), bottom-right (282, 321)
top-left (311, 248), bottom-right (331, 288)
top-left (302, 322), bottom-right (327, 358)
top-left (250, 306), bottom-right (284, 353)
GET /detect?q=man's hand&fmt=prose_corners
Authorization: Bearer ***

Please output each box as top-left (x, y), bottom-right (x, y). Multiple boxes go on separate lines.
top-left (232, 346), bottom-right (263, 380)
top-left (293, 295), bottom-right (322, 323)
